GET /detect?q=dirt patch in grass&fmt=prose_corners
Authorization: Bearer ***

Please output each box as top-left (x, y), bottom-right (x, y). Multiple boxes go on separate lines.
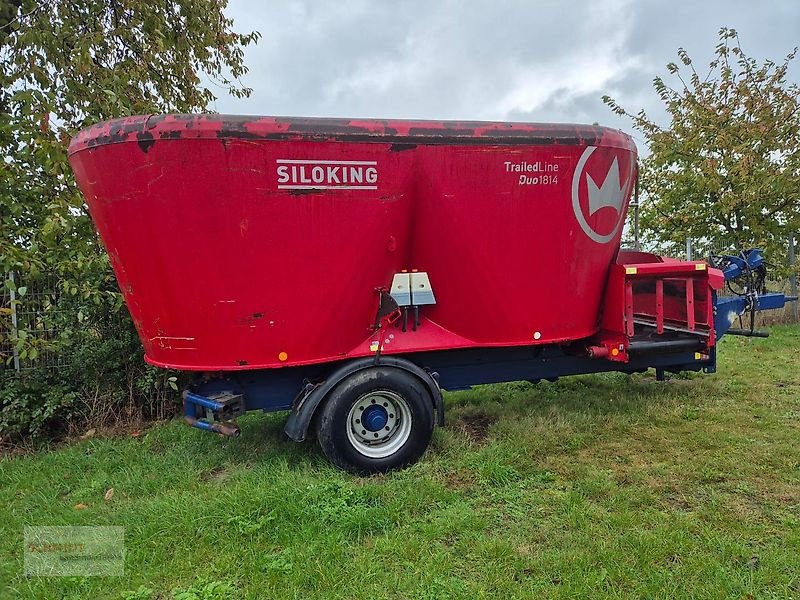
top-left (443, 468), bottom-right (477, 491)
top-left (199, 465), bottom-right (231, 483)
top-left (663, 491), bottom-right (696, 512)
top-left (759, 480), bottom-right (800, 507)
top-left (453, 412), bottom-right (497, 444)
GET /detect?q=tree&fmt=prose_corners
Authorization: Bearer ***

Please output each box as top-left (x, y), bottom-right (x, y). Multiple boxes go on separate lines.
top-left (1, 0), bottom-right (259, 279)
top-left (0, 1), bottom-right (258, 437)
top-left (604, 28), bottom-right (800, 269)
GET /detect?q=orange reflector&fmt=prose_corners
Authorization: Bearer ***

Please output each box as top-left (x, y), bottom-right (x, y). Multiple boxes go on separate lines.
top-left (611, 348), bottom-right (619, 356)
top-left (278, 351), bottom-right (288, 362)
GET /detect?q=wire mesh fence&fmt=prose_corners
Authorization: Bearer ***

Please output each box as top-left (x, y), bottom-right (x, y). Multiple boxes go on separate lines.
top-left (1, 272), bottom-right (71, 373)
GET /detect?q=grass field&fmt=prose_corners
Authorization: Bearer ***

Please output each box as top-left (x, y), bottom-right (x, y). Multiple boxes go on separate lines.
top-left (1, 326), bottom-right (799, 599)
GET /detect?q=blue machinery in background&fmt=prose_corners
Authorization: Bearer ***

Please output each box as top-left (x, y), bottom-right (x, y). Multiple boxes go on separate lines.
top-left (713, 249), bottom-right (796, 339)
top-left (183, 249), bottom-right (795, 438)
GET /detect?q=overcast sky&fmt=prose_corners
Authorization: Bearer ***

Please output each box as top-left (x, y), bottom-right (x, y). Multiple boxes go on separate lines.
top-left (213, 0), bottom-right (799, 149)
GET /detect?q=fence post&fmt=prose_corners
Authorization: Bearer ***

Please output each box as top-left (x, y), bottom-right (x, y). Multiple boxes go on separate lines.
top-left (9, 271), bottom-right (20, 372)
top-left (686, 238), bottom-right (693, 261)
top-left (790, 232), bottom-right (798, 322)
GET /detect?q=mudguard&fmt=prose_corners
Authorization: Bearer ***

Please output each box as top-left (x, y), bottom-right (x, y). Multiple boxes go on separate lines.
top-left (284, 356), bottom-right (444, 442)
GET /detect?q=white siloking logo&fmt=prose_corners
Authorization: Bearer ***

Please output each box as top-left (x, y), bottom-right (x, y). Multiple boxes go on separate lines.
top-left (571, 146), bottom-right (630, 244)
top-left (276, 159), bottom-right (378, 190)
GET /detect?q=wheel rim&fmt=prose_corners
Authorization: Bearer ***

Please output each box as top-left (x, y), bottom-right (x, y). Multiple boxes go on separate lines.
top-left (346, 390), bottom-right (412, 459)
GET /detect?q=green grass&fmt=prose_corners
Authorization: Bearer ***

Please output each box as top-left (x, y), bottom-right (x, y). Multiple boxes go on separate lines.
top-left (1, 326), bottom-right (799, 599)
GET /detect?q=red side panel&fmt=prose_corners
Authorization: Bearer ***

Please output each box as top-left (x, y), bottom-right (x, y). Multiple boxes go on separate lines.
top-left (596, 255), bottom-right (723, 361)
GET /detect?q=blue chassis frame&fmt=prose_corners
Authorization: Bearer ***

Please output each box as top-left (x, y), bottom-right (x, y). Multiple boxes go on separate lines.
top-left (192, 344), bottom-right (716, 414)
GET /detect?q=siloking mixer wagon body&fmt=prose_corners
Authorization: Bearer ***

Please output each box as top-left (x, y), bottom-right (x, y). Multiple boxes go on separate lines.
top-left (69, 115), bottom-right (792, 474)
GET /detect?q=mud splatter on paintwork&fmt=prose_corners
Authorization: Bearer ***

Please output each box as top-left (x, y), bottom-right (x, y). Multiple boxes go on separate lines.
top-left (136, 131), bottom-right (156, 153)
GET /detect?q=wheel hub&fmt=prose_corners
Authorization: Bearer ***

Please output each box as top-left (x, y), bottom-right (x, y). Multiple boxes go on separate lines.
top-left (361, 405), bottom-right (388, 431)
top-left (346, 390), bottom-right (412, 458)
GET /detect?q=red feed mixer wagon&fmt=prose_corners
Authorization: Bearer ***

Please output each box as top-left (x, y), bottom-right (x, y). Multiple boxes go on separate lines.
top-left (69, 114), bottom-right (792, 474)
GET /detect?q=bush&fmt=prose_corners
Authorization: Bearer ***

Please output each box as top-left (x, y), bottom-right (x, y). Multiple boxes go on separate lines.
top-left (0, 371), bottom-right (78, 441)
top-left (0, 310), bottom-right (182, 444)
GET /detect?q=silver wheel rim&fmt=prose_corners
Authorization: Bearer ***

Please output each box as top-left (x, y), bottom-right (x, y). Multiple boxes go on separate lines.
top-left (346, 390), bottom-right (412, 459)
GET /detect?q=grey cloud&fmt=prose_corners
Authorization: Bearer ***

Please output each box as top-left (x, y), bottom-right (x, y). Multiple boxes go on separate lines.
top-left (213, 0), bottom-right (799, 142)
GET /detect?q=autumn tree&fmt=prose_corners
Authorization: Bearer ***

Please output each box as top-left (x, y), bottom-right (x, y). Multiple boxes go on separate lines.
top-left (604, 28), bottom-right (800, 269)
top-left (0, 1), bottom-right (258, 437)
